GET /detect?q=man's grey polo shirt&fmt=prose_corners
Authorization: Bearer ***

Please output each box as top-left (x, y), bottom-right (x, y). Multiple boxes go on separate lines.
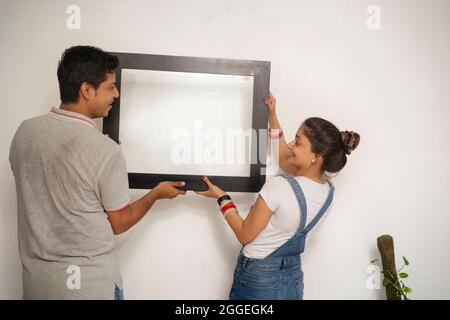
top-left (9, 107), bottom-right (130, 299)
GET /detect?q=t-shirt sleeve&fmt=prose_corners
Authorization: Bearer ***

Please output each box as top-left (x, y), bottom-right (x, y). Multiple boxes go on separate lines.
top-left (98, 150), bottom-right (130, 211)
top-left (258, 176), bottom-right (284, 212)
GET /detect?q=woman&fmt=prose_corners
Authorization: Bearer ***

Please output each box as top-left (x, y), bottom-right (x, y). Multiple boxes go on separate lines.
top-left (196, 92), bottom-right (360, 300)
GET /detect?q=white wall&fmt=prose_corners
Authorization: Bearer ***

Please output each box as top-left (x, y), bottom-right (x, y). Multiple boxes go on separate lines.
top-left (1, 0), bottom-right (449, 299)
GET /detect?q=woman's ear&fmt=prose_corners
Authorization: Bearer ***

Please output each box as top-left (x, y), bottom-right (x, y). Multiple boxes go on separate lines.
top-left (314, 154), bottom-right (324, 164)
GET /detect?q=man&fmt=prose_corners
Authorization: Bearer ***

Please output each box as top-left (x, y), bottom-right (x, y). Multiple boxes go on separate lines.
top-left (9, 46), bottom-right (186, 299)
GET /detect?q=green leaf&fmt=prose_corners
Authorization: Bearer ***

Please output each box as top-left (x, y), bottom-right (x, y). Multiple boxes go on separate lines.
top-left (399, 272), bottom-right (409, 279)
top-left (383, 277), bottom-right (392, 287)
top-left (370, 259), bottom-right (378, 264)
top-left (403, 287), bottom-right (413, 294)
top-left (403, 256), bottom-right (410, 266)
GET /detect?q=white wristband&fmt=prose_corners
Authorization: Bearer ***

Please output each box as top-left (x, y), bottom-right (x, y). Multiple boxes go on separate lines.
top-left (223, 209), bottom-right (238, 219)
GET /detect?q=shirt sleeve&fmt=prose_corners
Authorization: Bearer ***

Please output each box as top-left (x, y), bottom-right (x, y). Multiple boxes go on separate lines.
top-left (258, 176), bottom-right (284, 213)
top-left (98, 150), bottom-right (130, 211)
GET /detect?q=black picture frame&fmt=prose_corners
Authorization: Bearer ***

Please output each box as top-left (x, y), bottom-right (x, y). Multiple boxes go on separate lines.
top-left (103, 52), bottom-right (270, 192)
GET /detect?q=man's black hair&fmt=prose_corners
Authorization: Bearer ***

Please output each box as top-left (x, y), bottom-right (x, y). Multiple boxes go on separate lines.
top-left (57, 46), bottom-right (119, 103)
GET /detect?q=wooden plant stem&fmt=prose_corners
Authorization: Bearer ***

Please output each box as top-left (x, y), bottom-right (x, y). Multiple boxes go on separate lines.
top-left (377, 235), bottom-right (401, 300)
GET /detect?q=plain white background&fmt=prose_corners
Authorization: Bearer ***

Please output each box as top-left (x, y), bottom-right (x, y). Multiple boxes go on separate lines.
top-left (1, 0), bottom-right (449, 299)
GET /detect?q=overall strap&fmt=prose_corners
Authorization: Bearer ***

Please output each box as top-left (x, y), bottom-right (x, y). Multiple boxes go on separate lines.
top-left (282, 175), bottom-right (308, 234)
top-left (303, 181), bottom-right (335, 234)
top-left (261, 176), bottom-right (335, 260)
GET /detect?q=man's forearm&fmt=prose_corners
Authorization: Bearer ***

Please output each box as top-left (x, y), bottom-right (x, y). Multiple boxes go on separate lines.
top-left (111, 190), bottom-right (160, 234)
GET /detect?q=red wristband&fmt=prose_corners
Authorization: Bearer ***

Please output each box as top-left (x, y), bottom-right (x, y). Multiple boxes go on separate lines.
top-left (220, 202), bottom-right (236, 214)
top-left (270, 129), bottom-right (284, 140)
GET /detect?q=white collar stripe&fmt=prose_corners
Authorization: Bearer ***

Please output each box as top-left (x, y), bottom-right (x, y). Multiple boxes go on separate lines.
top-left (49, 109), bottom-right (97, 129)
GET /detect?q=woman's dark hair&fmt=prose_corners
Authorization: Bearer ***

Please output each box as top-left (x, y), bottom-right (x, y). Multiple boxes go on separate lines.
top-left (302, 117), bottom-right (360, 173)
top-left (57, 45), bottom-right (119, 103)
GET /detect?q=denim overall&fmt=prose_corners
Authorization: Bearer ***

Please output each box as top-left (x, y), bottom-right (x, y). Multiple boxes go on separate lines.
top-left (229, 175), bottom-right (335, 300)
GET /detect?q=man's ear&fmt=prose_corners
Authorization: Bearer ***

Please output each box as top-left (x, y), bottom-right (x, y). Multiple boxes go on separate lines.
top-left (79, 82), bottom-right (94, 101)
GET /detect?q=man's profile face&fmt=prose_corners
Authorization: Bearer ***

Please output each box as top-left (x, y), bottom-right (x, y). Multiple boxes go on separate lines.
top-left (88, 72), bottom-right (119, 118)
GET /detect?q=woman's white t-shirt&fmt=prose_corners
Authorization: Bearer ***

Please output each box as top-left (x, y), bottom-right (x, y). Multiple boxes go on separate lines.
top-left (242, 175), bottom-right (333, 259)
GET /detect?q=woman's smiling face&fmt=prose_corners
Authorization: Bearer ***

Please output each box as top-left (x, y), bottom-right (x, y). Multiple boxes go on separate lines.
top-left (287, 125), bottom-right (318, 170)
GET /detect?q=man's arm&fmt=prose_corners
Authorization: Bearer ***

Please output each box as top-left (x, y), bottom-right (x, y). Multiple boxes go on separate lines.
top-left (106, 181), bottom-right (186, 235)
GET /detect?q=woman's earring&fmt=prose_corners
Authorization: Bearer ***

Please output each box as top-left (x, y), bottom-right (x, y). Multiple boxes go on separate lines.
top-left (312, 159), bottom-right (316, 164)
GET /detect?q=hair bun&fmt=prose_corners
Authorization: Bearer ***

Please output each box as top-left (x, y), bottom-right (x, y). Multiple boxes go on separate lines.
top-left (341, 131), bottom-right (360, 155)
